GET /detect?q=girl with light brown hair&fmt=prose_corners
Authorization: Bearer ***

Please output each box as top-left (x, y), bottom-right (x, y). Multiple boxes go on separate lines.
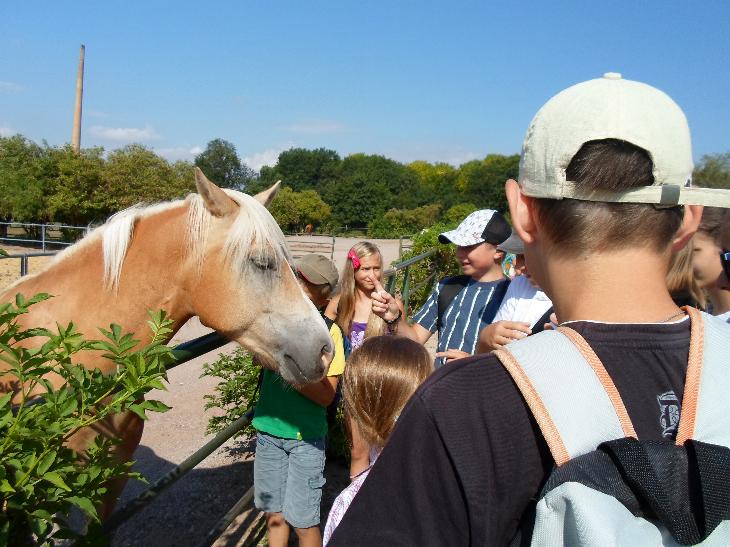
top-left (325, 241), bottom-right (389, 351)
top-left (666, 239), bottom-right (706, 309)
top-left (323, 335), bottom-right (433, 544)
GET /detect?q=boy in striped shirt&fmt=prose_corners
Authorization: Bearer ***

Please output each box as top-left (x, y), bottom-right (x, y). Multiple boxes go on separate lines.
top-left (372, 209), bottom-right (511, 367)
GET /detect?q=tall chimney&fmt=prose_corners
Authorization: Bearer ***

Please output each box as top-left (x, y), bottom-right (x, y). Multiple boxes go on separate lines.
top-left (71, 44), bottom-right (85, 153)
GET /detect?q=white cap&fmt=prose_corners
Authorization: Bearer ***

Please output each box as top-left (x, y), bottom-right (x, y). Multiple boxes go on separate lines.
top-left (519, 73), bottom-right (730, 207)
top-left (438, 209), bottom-right (511, 247)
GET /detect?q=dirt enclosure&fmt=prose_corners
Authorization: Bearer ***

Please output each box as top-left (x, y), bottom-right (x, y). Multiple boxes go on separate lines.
top-left (2, 236), bottom-right (425, 546)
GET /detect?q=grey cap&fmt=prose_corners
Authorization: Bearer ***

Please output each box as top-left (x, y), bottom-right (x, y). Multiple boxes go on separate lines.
top-left (295, 254), bottom-right (339, 292)
top-left (497, 233), bottom-right (524, 255)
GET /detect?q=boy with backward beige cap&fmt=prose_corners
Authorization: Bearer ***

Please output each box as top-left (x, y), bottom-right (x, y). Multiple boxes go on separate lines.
top-left (327, 74), bottom-right (730, 545)
top-left (253, 253), bottom-right (345, 547)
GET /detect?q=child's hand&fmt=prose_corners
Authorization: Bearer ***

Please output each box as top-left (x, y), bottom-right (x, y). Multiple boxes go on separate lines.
top-left (544, 312), bottom-right (559, 331)
top-left (369, 277), bottom-right (401, 322)
top-left (435, 349), bottom-right (471, 362)
top-left (478, 320), bottom-right (531, 352)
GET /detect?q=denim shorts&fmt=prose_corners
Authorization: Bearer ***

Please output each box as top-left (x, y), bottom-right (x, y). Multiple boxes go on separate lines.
top-left (253, 432), bottom-right (327, 529)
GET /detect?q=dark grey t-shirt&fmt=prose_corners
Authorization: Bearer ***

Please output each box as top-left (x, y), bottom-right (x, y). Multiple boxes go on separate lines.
top-left (328, 319), bottom-right (691, 546)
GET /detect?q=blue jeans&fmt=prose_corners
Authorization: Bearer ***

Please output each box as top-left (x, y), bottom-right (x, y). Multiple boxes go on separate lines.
top-left (253, 432), bottom-right (327, 528)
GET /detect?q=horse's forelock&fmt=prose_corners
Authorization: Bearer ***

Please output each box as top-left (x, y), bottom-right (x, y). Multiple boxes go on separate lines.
top-left (220, 190), bottom-right (292, 274)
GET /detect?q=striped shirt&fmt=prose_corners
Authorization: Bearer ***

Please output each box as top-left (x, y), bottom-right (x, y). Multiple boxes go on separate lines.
top-left (413, 276), bottom-right (508, 368)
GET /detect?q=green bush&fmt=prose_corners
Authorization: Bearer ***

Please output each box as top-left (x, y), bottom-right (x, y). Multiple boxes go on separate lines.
top-left (367, 203), bottom-right (441, 239)
top-left (391, 222), bottom-right (461, 314)
top-left (201, 349), bottom-right (350, 459)
top-left (201, 348), bottom-right (259, 439)
top-left (0, 294), bottom-right (173, 545)
top-left (442, 203), bottom-right (478, 225)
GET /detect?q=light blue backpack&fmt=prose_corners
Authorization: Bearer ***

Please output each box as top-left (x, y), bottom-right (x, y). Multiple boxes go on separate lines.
top-left (494, 308), bottom-right (730, 546)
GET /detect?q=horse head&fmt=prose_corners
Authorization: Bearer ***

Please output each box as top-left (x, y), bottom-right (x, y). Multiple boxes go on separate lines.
top-left (187, 169), bottom-right (333, 384)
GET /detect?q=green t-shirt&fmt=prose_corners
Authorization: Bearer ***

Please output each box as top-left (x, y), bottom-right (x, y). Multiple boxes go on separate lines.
top-left (252, 322), bottom-right (345, 440)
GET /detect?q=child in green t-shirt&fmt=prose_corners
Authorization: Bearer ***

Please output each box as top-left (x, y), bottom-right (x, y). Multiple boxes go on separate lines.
top-left (253, 254), bottom-right (345, 547)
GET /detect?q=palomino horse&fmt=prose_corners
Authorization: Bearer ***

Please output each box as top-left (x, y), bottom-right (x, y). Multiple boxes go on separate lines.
top-left (0, 168), bottom-right (334, 518)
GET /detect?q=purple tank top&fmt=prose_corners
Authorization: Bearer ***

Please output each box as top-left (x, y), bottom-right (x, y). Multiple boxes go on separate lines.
top-left (349, 321), bottom-right (367, 350)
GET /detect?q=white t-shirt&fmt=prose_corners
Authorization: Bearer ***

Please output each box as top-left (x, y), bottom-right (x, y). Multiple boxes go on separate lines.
top-left (493, 275), bottom-right (552, 328)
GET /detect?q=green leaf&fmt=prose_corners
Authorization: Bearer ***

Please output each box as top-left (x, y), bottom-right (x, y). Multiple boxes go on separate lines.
top-left (0, 479), bottom-right (16, 493)
top-left (142, 399), bottom-right (171, 413)
top-left (43, 471), bottom-right (72, 491)
top-left (36, 451), bottom-right (56, 475)
top-left (127, 403), bottom-right (148, 420)
top-left (68, 496), bottom-right (99, 520)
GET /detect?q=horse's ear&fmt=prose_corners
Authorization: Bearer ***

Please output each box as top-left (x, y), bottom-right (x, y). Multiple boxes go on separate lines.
top-left (194, 167), bottom-right (238, 217)
top-left (253, 180), bottom-right (281, 208)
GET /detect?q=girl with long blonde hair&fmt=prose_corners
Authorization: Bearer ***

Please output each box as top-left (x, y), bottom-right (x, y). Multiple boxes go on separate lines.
top-left (326, 241), bottom-right (388, 350)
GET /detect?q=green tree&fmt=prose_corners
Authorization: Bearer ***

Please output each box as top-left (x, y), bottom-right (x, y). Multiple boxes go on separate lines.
top-left (455, 154), bottom-right (519, 213)
top-left (693, 151), bottom-right (730, 189)
top-left (0, 136), bottom-right (55, 223)
top-left (408, 160), bottom-right (459, 209)
top-left (442, 202), bottom-right (478, 225)
top-left (259, 147), bottom-right (341, 192)
top-left (268, 187), bottom-right (332, 232)
top-left (368, 204), bottom-right (442, 238)
top-left (194, 139), bottom-right (254, 191)
top-left (101, 144), bottom-right (194, 211)
top-left (321, 154), bottom-right (422, 228)
top-left (45, 145), bottom-right (106, 225)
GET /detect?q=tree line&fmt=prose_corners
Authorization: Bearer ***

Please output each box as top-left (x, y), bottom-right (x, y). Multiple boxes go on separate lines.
top-left (2, 134), bottom-right (728, 238)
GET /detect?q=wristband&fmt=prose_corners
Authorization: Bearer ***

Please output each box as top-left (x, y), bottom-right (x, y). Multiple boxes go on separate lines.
top-left (384, 309), bottom-right (402, 325)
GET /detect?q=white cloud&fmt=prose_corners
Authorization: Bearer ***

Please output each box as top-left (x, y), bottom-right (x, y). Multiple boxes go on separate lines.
top-left (0, 81), bottom-right (23, 93)
top-left (285, 120), bottom-right (346, 135)
top-left (0, 126), bottom-right (16, 137)
top-left (155, 146), bottom-right (203, 161)
top-left (244, 147), bottom-right (285, 172)
top-left (89, 125), bottom-right (160, 142)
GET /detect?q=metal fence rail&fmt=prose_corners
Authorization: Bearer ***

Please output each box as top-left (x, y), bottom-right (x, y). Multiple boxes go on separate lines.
top-left (0, 252), bottom-right (57, 276)
top-left (0, 221), bottom-right (89, 251)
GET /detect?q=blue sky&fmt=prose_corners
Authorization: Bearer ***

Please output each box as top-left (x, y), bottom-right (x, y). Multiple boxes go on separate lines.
top-left (1, 1), bottom-right (728, 170)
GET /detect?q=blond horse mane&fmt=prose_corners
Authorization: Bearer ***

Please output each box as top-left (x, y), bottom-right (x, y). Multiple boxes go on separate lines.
top-left (20, 190), bottom-right (291, 293)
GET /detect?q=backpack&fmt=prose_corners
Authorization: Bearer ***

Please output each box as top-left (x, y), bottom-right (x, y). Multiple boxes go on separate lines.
top-left (436, 275), bottom-right (510, 331)
top-left (494, 307), bottom-right (730, 546)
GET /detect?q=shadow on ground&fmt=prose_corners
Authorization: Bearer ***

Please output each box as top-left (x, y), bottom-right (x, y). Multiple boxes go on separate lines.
top-left (111, 442), bottom-right (349, 546)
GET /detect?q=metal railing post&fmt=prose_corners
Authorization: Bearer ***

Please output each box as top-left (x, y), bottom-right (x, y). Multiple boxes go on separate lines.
top-left (401, 266), bottom-right (412, 311)
top-left (20, 255), bottom-right (28, 276)
top-left (102, 408), bottom-right (255, 535)
top-left (196, 485), bottom-right (256, 547)
top-left (41, 224), bottom-right (46, 252)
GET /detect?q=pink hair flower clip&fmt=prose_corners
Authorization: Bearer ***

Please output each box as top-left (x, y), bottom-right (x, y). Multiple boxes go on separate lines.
top-left (347, 249), bottom-right (361, 269)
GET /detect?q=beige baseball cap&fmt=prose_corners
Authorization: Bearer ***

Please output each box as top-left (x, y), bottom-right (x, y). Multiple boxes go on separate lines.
top-left (295, 254), bottom-right (339, 292)
top-left (519, 73), bottom-right (730, 208)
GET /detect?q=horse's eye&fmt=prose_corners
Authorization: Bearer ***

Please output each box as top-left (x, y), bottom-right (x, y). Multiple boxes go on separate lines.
top-left (251, 256), bottom-right (276, 270)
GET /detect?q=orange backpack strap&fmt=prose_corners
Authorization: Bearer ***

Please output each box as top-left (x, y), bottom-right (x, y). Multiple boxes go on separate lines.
top-left (676, 307), bottom-right (730, 447)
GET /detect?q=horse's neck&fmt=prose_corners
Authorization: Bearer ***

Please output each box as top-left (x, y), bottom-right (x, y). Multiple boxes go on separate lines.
top-left (9, 206), bottom-right (195, 343)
